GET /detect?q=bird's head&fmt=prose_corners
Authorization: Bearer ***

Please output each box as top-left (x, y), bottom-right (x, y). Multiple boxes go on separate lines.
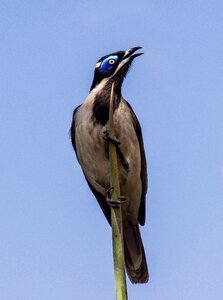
top-left (90, 47), bottom-right (143, 93)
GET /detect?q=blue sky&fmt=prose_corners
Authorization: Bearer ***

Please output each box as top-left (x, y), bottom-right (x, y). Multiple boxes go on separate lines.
top-left (1, 1), bottom-right (223, 299)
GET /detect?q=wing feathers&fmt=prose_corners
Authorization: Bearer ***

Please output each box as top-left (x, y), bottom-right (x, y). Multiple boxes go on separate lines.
top-left (124, 100), bottom-right (148, 226)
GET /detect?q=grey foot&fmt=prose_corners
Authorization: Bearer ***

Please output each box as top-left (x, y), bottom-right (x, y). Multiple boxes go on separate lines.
top-left (106, 190), bottom-right (127, 208)
top-left (103, 130), bottom-right (120, 145)
top-left (103, 130), bottom-right (129, 170)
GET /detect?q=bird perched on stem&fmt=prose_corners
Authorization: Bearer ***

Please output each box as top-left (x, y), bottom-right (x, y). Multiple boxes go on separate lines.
top-left (70, 47), bottom-right (149, 283)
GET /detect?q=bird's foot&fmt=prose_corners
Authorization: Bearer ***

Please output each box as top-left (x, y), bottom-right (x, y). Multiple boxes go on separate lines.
top-left (106, 187), bottom-right (127, 208)
top-left (103, 130), bottom-right (129, 170)
top-left (118, 195), bottom-right (127, 203)
top-left (106, 186), bottom-right (114, 199)
top-left (103, 130), bottom-right (120, 145)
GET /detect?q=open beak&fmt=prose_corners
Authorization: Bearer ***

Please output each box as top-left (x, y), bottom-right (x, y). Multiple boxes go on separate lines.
top-left (122, 47), bottom-right (144, 61)
top-left (112, 47), bottom-right (144, 78)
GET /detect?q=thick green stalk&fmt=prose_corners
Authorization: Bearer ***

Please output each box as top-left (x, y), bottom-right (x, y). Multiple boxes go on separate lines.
top-left (109, 83), bottom-right (128, 300)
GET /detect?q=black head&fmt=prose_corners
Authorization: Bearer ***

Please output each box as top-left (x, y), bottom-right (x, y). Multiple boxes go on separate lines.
top-left (90, 47), bottom-right (143, 92)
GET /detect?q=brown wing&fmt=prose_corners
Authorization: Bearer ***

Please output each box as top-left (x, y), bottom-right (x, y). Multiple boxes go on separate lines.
top-left (70, 105), bottom-right (111, 225)
top-left (124, 100), bottom-right (148, 226)
top-left (84, 176), bottom-right (111, 225)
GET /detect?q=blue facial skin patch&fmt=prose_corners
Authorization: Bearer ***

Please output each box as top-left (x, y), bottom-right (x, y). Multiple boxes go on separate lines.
top-left (100, 55), bottom-right (118, 72)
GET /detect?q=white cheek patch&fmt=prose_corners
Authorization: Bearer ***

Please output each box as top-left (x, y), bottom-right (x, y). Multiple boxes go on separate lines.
top-left (95, 62), bottom-right (101, 68)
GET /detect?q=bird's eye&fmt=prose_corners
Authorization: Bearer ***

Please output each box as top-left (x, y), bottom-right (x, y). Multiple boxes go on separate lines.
top-left (100, 55), bottom-right (118, 72)
top-left (109, 59), bottom-right (115, 65)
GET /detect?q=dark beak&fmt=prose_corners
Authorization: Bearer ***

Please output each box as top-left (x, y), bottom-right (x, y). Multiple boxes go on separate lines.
top-left (122, 47), bottom-right (144, 61)
top-left (111, 46), bottom-right (144, 79)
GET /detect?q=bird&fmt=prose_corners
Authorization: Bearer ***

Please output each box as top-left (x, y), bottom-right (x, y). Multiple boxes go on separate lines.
top-left (70, 47), bottom-right (148, 283)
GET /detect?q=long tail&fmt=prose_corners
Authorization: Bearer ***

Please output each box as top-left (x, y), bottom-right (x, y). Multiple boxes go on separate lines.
top-left (123, 224), bottom-right (149, 284)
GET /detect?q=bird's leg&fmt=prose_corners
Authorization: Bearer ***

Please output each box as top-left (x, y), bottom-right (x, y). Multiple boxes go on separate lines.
top-left (103, 129), bottom-right (120, 145)
top-left (106, 186), bottom-right (114, 199)
top-left (106, 187), bottom-right (127, 208)
top-left (103, 130), bottom-right (129, 170)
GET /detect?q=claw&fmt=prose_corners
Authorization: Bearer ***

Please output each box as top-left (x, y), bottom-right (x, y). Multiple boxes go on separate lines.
top-left (106, 192), bottom-right (127, 208)
top-left (106, 186), bottom-right (114, 199)
top-left (106, 198), bottom-right (122, 207)
top-left (103, 130), bottom-right (120, 145)
top-left (103, 130), bottom-right (129, 170)
top-left (118, 196), bottom-right (127, 203)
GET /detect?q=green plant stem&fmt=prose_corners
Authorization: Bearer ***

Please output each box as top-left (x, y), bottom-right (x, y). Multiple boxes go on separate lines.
top-left (109, 83), bottom-right (128, 300)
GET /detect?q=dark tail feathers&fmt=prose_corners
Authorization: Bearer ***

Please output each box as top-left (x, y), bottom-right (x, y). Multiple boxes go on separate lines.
top-left (123, 224), bottom-right (149, 284)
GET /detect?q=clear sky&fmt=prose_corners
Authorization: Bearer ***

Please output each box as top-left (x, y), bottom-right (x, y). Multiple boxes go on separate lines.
top-left (1, 1), bottom-right (223, 299)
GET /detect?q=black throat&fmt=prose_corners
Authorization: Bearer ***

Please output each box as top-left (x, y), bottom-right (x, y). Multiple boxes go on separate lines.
top-left (91, 83), bottom-right (122, 126)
